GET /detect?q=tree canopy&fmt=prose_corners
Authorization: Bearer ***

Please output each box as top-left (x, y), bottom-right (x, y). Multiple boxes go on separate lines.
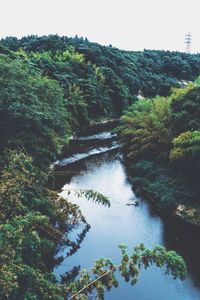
top-left (118, 84), bottom-right (200, 219)
top-left (0, 35), bottom-right (192, 299)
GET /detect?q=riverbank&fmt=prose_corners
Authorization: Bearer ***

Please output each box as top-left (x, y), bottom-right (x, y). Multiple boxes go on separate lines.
top-left (54, 132), bottom-right (200, 300)
top-left (123, 158), bottom-right (200, 227)
top-left (175, 204), bottom-right (200, 227)
top-left (59, 119), bottom-right (200, 229)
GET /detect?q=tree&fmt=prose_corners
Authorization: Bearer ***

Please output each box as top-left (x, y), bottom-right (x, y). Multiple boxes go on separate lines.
top-left (171, 86), bottom-right (200, 135)
top-left (170, 130), bottom-right (200, 166)
top-left (118, 96), bottom-right (172, 162)
top-left (0, 56), bottom-right (70, 167)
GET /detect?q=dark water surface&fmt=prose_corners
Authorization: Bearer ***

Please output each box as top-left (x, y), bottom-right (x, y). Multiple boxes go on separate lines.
top-left (54, 138), bottom-right (200, 299)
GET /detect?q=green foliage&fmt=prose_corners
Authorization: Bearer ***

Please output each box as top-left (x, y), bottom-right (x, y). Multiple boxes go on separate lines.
top-left (0, 56), bottom-right (70, 167)
top-left (2, 35), bottom-right (200, 121)
top-left (65, 244), bottom-right (186, 300)
top-left (66, 84), bottom-right (89, 128)
top-left (0, 150), bottom-right (112, 299)
top-left (1, 151), bottom-right (186, 299)
top-left (119, 84), bottom-right (200, 212)
top-left (54, 48), bottom-right (85, 64)
top-left (170, 130), bottom-right (200, 163)
top-left (128, 160), bottom-right (197, 211)
top-left (171, 86), bottom-right (200, 134)
top-left (29, 48), bottom-right (114, 122)
top-left (170, 86), bottom-right (200, 176)
top-left (118, 96), bottom-right (172, 161)
top-left (194, 75), bottom-right (200, 87)
top-left (0, 35), bottom-right (193, 299)
top-left (72, 189), bottom-right (110, 207)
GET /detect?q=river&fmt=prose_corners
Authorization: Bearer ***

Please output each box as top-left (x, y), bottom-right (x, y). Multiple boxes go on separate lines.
top-left (54, 131), bottom-right (200, 300)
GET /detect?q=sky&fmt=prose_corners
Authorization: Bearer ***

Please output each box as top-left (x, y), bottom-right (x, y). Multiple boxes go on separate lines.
top-left (0, 0), bottom-right (199, 53)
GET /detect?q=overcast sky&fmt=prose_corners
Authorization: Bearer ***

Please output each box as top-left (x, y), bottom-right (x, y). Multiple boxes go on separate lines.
top-left (0, 0), bottom-right (199, 52)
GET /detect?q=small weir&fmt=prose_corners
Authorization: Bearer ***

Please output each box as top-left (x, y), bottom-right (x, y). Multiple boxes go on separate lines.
top-left (54, 130), bottom-right (120, 167)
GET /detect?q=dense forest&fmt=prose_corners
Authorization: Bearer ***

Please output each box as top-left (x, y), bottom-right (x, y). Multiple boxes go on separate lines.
top-left (2, 34), bottom-right (200, 299)
top-left (118, 81), bottom-right (200, 224)
top-left (2, 35), bottom-right (200, 130)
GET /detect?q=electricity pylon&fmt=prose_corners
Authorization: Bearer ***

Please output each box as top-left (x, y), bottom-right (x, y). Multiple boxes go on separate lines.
top-left (185, 33), bottom-right (192, 53)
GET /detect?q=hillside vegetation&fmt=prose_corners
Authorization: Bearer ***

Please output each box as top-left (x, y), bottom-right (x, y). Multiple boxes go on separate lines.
top-left (0, 35), bottom-right (196, 299)
top-left (118, 83), bottom-right (200, 223)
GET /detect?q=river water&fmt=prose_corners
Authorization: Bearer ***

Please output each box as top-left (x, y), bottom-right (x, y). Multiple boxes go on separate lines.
top-left (54, 132), bottom-right (200, 300)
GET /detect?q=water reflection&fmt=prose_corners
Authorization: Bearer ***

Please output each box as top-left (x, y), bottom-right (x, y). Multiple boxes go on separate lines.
top-left (163, 217), bottom-right (200, 288)
top-left (54, 152), bottom-right (200, 300)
